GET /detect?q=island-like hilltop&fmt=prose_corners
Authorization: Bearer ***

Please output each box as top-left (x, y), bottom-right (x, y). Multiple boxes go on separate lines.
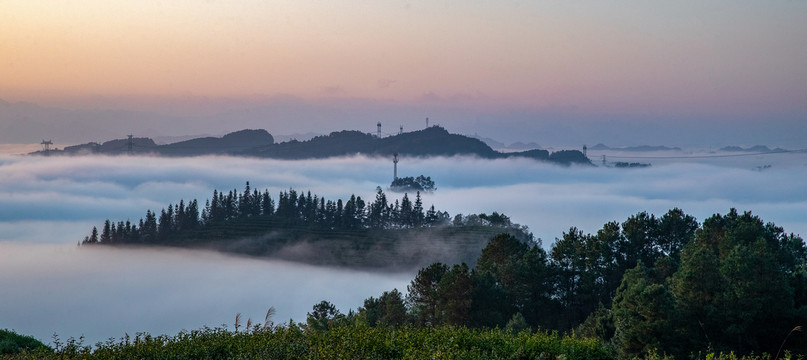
top-left (32, 126), bottom-right (591, 165)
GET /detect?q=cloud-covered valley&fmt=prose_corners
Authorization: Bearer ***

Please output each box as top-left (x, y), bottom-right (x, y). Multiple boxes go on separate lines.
top-left (1, 153), bottom-right (805, 344)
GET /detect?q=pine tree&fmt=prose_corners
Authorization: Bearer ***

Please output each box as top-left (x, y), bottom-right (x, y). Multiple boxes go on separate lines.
top-left (413, 191), bottom-right (424, 227)
top-left (100, 219), bottom-right (112, 243)
top-left (88, 226), bottom-right (99, 243)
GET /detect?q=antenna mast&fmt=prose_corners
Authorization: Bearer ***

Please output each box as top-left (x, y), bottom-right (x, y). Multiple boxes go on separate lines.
top-left (393, 152), bottom-right (399, 180)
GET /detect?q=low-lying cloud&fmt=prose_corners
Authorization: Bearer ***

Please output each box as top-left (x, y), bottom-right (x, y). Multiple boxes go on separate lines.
top-left (0, 243), bottom-right (411, 345)
top-left (1, 153), bottom-right (805, 344)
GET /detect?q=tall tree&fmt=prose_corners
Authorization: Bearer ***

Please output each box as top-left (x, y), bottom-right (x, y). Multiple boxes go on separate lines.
top-left (656, 208), bottom-right (698, 260)
top-left (436, 263), bottom-right (473, 326)
top-left (611, 262), bottom-right (678, 359)
top-left (670, 209), bottom-right (801, 355)
top-left (378, 289), bottom-right (409, 327)
top-left (100, 219), bottom-right (111, 243)
top-left (407, 263), bottom-right (448, 327)
top-left (306, 300), bottom-right (341, 331)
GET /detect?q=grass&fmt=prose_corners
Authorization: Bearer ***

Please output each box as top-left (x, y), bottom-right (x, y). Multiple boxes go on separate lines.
top-left (0, 324), bottom-right (613, 360)
top-left (2, 325), bottom-right (804, 359)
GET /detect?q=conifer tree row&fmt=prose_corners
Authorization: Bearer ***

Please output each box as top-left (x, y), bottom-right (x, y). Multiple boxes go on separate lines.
top-left (81, 182), bottom-right (522, 246)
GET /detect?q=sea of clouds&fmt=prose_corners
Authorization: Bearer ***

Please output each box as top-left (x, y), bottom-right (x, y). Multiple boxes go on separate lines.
top-left (1, 152), bottom-right (805, 345)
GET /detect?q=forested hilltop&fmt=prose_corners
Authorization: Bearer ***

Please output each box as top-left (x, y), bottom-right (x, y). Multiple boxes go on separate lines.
top-left (33, 126), bottom-right (591, 165)
top-left (81, 182), bottom-right (532, 269)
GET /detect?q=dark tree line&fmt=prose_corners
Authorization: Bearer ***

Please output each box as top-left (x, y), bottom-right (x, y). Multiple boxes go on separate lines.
top-left (390, 175), bottom-right (436, 193)
top-left (311, 209), bottom-right (806, 359)
top-left (82, 182), bottom-right (528, 246)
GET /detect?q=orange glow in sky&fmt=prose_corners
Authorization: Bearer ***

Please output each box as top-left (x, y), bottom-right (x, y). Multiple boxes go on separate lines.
top-left (1, 1), bottom-right (806, 115)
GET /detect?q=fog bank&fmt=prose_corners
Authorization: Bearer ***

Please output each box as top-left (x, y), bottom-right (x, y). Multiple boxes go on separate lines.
top-left (0, 243), bottom-right (411, 345)
top-left (1, 153), bottom-right (805, 344)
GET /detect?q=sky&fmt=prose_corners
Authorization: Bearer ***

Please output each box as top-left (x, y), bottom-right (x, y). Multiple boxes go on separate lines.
top-left (1, 1), bottom-right (806, 146)
top-left (1, 153), bottom-right (806, 344)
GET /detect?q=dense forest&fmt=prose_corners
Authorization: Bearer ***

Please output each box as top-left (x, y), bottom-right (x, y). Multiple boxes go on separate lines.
top-left (338, 208), bottom-right (807, 359)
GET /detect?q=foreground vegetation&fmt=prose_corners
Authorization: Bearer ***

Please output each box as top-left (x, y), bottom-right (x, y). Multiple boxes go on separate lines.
top-left (0, 324), bottom-right (609, 359)
top-left (3, 325), bottom-right (804, 359)
top-left (0, 330), bottom-right (50, 356)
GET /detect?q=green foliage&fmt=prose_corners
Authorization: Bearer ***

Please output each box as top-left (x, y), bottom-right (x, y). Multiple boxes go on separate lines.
top-left (407, 262), bottom-right (448, 326)
top-left (0, 329), bottom-right (50, 355)
top-left (505, 313), bottom-right (530, 333)
top-left (475, 233), bottom-right (556, 329)
top-left (611, 262), bottom-right (678, 359)
top-left (359, 289), bottom-right (410, 327)
top-left (306, 300), bottom-right (343, 331)
top-left (601, 209), bottom-right (807, 358)
top-left (436, 263), bottom-right (473, 326)
top-left (668, 209), bottom-right (805, 356)
top-left (0, 325), bottom-right (612, 360)
top-left (390, 175), bottom-right (436, 193)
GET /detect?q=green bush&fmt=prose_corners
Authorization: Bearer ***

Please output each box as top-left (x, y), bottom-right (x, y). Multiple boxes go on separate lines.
top-left (0, 324), bottom-right (612, 360)
top-left (0, 329), bottom-right (50, 355)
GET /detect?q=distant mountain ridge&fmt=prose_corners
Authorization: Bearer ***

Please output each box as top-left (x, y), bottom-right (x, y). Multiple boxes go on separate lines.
top-left (38, 129), bottom-right (274, 156)
top-left (719, 145), bottom-right (787, 153)
top-left (589, 144), bottom-right (682, 152)
top-left (159, 129), bottom-right (275, 155)
top-left (32, 126), bottom-right (591, 165)
top-left (468, 134), bottom-right (541, 151)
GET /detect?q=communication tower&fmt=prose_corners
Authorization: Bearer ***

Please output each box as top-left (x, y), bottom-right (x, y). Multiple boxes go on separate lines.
top-left (393, 152), bottom-right (399, 180)
top-left (40, 139), bottom-right (53, 155)
top-left (127, 135), bottom-right (134, 155)
top-left (426, 117), bottom-right (429, 128)
top-left (377, 122), bottom-right (382, 137)
top-left (399, 125), bottom-right (403, 135)
top-left (583, 145), bottom-right (587, 157)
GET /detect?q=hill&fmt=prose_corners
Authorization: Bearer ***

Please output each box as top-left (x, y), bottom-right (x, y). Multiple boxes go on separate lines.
top-left (158, 129), bottom-right (274, 155)
top-left (34, 129), bottom-right (273, 156)
top-left (719, 145), bottom-right (787, 153)
top-left (243, 126), bottom-right (589, 165)
top-left (31, 126), bottom-right (590, 165)
top-left (81, 184), bottom-right (534, 270)
top-left (589, 143), bottom-right (682, 152)
top-left (244, 127), bottom-right (500, 159)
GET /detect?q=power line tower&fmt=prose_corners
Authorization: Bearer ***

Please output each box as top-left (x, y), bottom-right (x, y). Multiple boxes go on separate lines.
top-left (393, 152), bottom-right (399, 180)
top-left (127, 135), bottom-right (134, 155)
top-left (40, 139), bottom-right (53, 155)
